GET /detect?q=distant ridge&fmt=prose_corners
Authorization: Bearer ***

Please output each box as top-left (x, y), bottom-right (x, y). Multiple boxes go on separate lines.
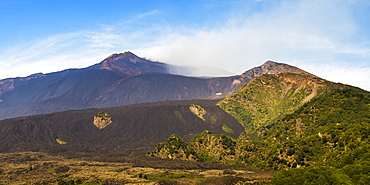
top-left (0, 52), bottom-right (311, 120)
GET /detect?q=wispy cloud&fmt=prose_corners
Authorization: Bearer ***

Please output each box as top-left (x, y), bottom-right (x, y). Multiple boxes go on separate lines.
top-left (0, 30), bottom-right (131, 79)
top-left (137, 10), bottom-right (160, 19)
top-left (139, 0), bottom-right (370, 90)
top-left (0, 11), bottom-right (164, 79)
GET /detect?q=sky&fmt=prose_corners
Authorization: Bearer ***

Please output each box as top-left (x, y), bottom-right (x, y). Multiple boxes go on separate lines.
top-left (0, 0), bottom-right (370, 90)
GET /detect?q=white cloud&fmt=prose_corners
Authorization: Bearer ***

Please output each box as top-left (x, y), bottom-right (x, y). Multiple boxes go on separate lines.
top-left (300, 62), bottom-right (370, 91)
top-left (0, 32), bottom-right (113, 79)
top-left (139, 0), bottom-right (370, 90)
top-left (142, 0), bottom-right (358, 65)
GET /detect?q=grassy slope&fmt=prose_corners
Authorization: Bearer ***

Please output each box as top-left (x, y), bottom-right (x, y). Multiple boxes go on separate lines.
top-left (219, 73), bottom-right (370, 183)
top-left (218, 73), bottom-right (348, 135)
top-left (268, 88), bottom-right (370, 184)
top-left (149, 72), bottom-right (370, 184)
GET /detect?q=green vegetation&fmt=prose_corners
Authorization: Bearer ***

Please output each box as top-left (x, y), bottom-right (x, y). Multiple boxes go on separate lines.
top-left (285, 88), bottom-right (295, 98)
top-left (149, 131), bottom-right (240, 165)
top-left (95, 111), bottom-right (111, 120)
top-left (150, 73), bottom-right (370, 184)
top-left (56, 138), bottom-right (67, 145)
top-left (94, 111), bottom-right (112, 129)
top-left (222, 124), bottom-right (235, 134)
top-left (218, 73), bottom-right (347, 134)
top-left (189, 104), bottom-right (206, 121)
top-left (148, 134), bottom-right (198, 160)
top-left (211, 116), bottom-right (217, 124)
top-left (271, 166), bottom-right (353, 185)
top-left (241, 88), bottom-right (370, 183)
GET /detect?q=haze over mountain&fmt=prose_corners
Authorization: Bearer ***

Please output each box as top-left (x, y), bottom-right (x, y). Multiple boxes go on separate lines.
top-left (0, 52), bottom-right (308, 120)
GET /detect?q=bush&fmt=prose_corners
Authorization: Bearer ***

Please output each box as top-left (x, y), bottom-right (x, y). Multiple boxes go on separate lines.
top-left (271, 166), bottom-right (353, 185)
top-left (287, 148), bottom-right (295, 156)
top-left (222, 124), bottom-right (235, 134)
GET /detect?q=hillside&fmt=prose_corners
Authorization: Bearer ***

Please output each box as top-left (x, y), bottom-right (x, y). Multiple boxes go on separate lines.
top-left (257, 87), bottom-right (370, 184)
top-left (148, 73), bottom-right (370, 184)
top-left (0, 99), bottom-right (243, 154)
top-left (218, 73), bottom-right (348, 135)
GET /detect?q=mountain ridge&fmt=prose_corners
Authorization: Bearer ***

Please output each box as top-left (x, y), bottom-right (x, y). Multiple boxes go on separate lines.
top-left (0, 52), bottom-right (310, 120)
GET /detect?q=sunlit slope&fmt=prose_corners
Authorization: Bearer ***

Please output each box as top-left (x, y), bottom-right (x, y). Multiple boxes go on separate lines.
top-left (218, 72), bottom-right (349, 134)
top-left (149, 73), bottom-right (370, 176)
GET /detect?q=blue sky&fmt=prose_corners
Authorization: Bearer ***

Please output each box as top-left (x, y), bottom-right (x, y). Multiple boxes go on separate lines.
top-left (1, 0), bottom-right (370, 90)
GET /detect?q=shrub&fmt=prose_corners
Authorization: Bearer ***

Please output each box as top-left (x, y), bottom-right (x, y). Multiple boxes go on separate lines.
top-left (222, 124), bottom-right (235, 134)
top-left (271, 166), bottom-right (353, 185)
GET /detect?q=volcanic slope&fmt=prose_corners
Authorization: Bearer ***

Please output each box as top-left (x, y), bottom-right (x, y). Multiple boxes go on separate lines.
top-left (0, 99), bottom-right (243, 154)
top-left (0, 51), bottom-right (169, 120)
top-left (149, 72), bottom-right (370, 184)
top-left (0, 53), bottom-right (310, 120)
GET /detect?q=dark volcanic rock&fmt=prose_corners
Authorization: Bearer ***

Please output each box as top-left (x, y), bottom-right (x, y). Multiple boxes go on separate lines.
top-left (0, 99), bottom-right (243, 154)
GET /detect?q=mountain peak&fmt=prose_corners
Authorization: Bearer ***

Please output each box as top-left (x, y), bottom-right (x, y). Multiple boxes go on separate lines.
top-left (91, 51), bottom-right (169, 76)
top-left (241, 60), bottom-right (311, 80)
top-left (262, 60), bottom-right (284, 66)
top-left (102, 51), bottom-right (138, 64)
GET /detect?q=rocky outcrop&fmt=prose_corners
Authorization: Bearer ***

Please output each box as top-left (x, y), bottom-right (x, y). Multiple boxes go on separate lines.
top-left (189, 104), bottom-right (207, 121)
top-left (93, 112), bottom-right (112, 129)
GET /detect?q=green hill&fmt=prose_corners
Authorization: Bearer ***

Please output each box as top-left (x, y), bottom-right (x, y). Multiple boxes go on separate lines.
top-left (217, 73), bottom-right (348, 136)
top-left (148, 72), bottom-right (370, 184)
